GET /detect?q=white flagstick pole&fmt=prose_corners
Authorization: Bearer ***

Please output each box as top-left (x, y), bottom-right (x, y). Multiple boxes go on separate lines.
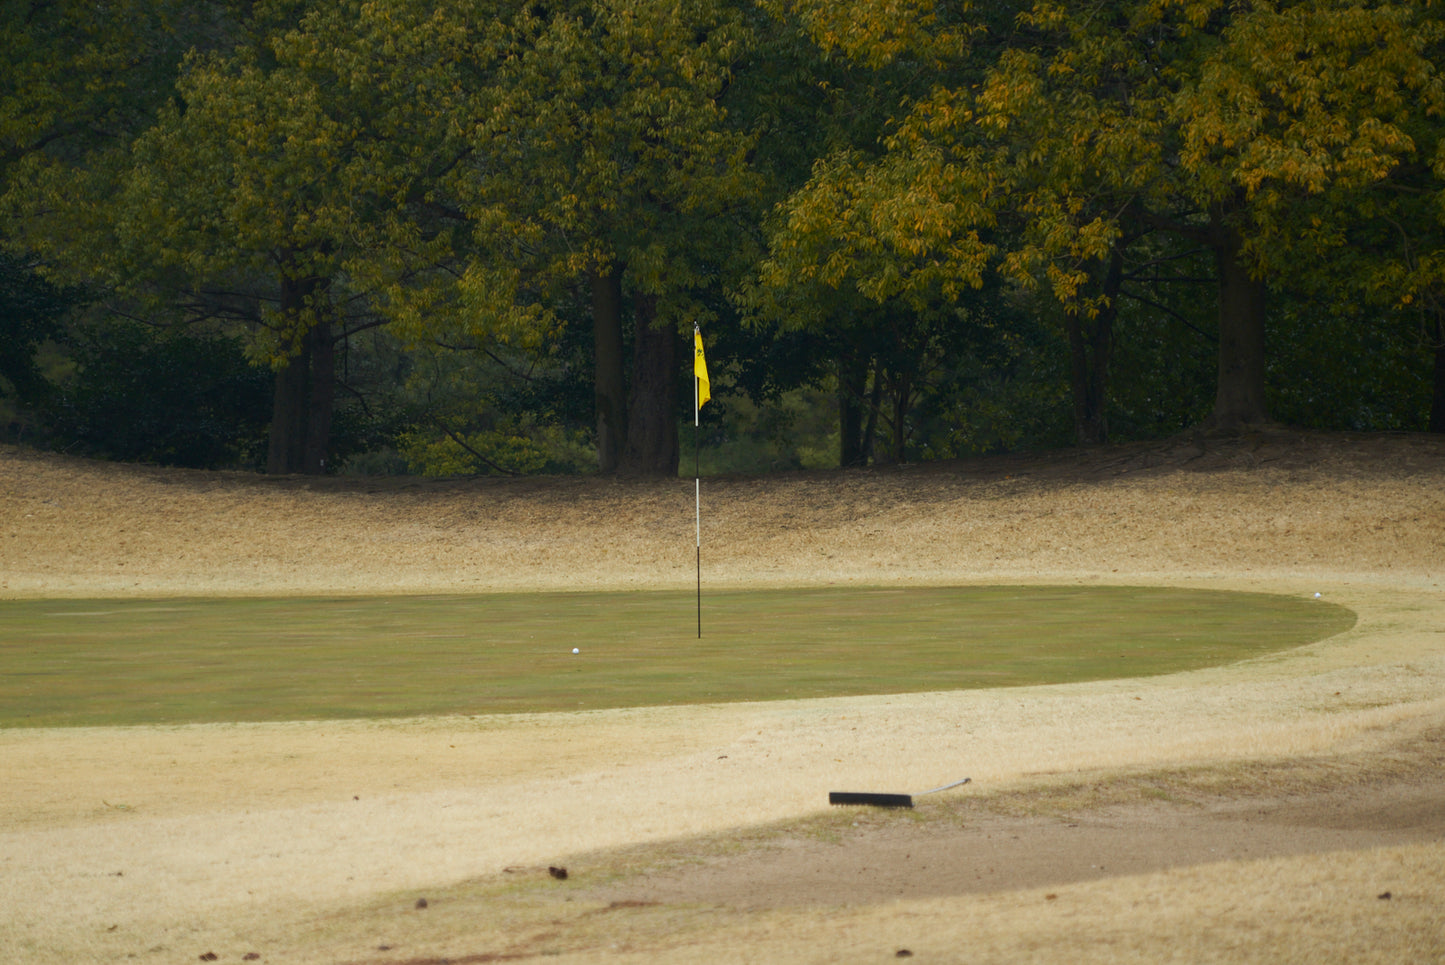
top-left (695, 351), bottom-right (702, 639)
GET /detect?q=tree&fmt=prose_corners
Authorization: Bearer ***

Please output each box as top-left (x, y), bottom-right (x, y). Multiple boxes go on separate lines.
top-left (1251, 2), bottom-right (1445, 432)
top-left (0, 0), bottom-right (206, 201)
top-left (1160, 0), bottom-right (1442, 429)
top-left (0, 252), bottom-right (75, 417)
top-left (763, 0), bottom-right (1445, 438)
top-left (1, 1), bottom-right (251, 445)
top-left (105, 0), bottom-right (472, 472)
top-left (741, 3), bottom-right (994, 464)
top-left (426, 0), bottom-right (765, 476)
top-left (49, 321), bottom-right (272, 468)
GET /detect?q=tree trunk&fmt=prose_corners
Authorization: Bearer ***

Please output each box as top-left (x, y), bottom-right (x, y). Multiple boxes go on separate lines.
top-left (883, 367), bottom-right (911, 465)
top-left (303, 318), bottom-right (333, 474)
top-left (590, 267), bottom-right (628, 472)
top-left (1207, 227), bottom-right (1269, 431)
top-left (1431, 312), bottom-right (1445, 434)
top-left (838, 354), bottom-right (868, 468)
top-left (619, 294), bottom-right (679, 476)
top-left (267, 275), bottom-right (310, 474)
top-left (861, 366), bottom-right (882, 464)
top-left (267, 347), bottom-right (309, 475)
top-left (1066, 249), bottom-right (1121, 446)
top-left (266, 274), bottom-right (333, 475)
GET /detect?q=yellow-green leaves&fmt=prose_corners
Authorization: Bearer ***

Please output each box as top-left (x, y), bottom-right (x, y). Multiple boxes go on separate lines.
top-left (1173, 1), bottom-right (1440, 202)
top-left (434, 0), bottom-right (763, 337)
top-left (761, 142), bottom-right (994, 314)
top-left (761, 0), bottom-right (1445, 324)
top-left (777, 0), bottom-right (978, 68)
top-left (102, 0), bottom-right (499, 361)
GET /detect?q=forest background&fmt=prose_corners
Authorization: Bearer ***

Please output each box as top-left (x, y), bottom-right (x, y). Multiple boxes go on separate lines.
top-left (4, 0), bottom-right (1445, 479)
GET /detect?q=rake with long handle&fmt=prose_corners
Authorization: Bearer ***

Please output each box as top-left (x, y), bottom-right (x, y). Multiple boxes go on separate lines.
top-left (829, 777), bottom-right (971, 809)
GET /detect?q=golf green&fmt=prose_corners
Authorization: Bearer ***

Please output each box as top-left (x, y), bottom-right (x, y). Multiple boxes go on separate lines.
top-left (0, 586), bottom-right (1354, 727)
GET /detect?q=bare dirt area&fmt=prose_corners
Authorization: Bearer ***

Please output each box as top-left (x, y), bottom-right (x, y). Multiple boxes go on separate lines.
top-left (2, 429), bottom-right (1445, 964)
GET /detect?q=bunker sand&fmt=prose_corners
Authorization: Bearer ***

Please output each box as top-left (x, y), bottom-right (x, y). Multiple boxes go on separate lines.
top-left (2, 431), bottom-right (1444, 963)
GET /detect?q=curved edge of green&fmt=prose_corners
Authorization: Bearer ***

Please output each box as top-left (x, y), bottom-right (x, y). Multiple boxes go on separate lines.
top-left (0, 585), bottom-right (1356, 727)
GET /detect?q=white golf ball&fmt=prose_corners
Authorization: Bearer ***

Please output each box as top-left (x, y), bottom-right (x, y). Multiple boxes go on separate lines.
top-left (572, 647), bottom-right (580, 654)
top-left (1313, 592), bottom-right (1321, 598)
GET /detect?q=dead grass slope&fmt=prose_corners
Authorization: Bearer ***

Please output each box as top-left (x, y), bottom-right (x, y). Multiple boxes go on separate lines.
top-left (3, 430), bottom-right (1445, 965)
top-left (4, 429), bottom-right (1444, 598)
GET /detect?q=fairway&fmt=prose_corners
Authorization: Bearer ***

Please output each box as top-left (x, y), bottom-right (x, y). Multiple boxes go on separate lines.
top-left (0, 585), bottom-right (1353, 727)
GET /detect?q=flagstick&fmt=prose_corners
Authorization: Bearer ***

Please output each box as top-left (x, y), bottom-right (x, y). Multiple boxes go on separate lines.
top-left (695, 369), bottom-right (702, 639)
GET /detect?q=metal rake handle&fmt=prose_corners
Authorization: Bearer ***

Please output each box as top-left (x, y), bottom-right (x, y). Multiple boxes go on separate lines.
top-left (915, 777), bottom-right (971, 796)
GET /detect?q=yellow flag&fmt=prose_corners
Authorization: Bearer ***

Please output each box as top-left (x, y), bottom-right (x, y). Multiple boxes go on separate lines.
top-left (693, 327), bottom-right (711, 409)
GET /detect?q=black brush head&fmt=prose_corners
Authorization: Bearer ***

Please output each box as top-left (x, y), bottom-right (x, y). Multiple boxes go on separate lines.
top-left (828, 791), bottom-right (914, 808)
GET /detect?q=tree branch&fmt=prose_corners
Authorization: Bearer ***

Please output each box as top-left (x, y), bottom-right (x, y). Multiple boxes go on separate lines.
top-left (431, 416), bottom-right (519, 476)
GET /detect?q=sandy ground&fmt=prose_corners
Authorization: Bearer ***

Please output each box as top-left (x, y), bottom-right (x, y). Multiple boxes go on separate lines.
top-left (2, 430), bottom-right (1444, 964)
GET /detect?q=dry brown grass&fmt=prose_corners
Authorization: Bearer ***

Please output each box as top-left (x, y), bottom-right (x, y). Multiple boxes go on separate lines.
top-left (3, 429), bottom-right (1445, 964)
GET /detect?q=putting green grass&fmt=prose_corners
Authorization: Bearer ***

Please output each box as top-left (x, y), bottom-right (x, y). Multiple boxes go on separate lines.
top-left (0, 586), bottom-right (1354, 727)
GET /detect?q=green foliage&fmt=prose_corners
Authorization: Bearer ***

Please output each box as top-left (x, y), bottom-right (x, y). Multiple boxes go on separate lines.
top-left (47, 321), bottom-right (272, 469)
top-left (906, 301), bottom-right (1075, 458)
top-left (1267, 298), bottom-right (1433, 432)
top-left (108, 1), bottom-right (465, 356)
top-left (1109, 295), bottom-right (1218, 439)
top-left (754, 0), bottom-right (1445, 444)
top-left (376, 319), bottom-right (596, 477)
top-left (684, 384), bottom-right (841, 474)
top-left (0, 0), bottom-right (195, 180)
top-left (3, 0), bottom-right (1444, 475)
top-left (397, 417), bottom-right (592, 477)
top-left (1, 0), bottom-right (244, 284)
top-left (0, 253), bottom-right (79, 408)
